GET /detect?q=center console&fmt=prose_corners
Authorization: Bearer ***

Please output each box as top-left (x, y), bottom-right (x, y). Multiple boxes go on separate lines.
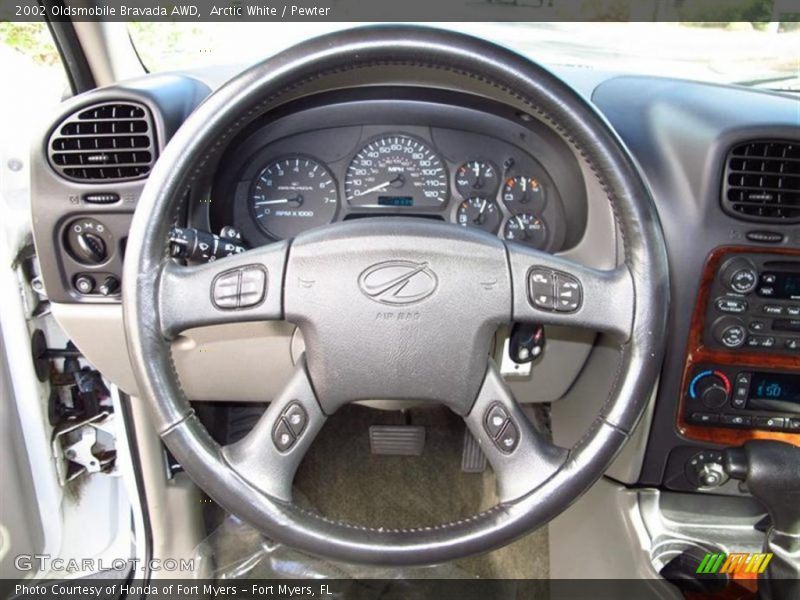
top-left (678, 246), bottom-right (800, 446)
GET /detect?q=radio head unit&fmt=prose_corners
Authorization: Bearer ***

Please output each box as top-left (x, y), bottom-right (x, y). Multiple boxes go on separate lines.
top-left (704, 255), bottom-right (800, 353)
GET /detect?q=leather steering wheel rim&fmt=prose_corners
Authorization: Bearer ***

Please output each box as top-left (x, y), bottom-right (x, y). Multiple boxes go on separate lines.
top-left (123, 25), bottom-right (669, 565)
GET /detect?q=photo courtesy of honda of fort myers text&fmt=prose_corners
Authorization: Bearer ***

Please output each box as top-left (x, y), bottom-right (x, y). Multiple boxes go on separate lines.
top-left (1, 0), bottom-right (799, 599)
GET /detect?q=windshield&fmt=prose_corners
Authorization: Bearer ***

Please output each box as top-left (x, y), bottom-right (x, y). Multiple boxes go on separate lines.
top-left (129, 22), bottom-right (799, 90)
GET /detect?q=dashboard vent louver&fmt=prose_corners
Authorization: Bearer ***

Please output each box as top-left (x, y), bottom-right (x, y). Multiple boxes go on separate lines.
top-left (48, 101), bottom-right (156, 182)
top-left (722, 140), bottom-right (800, 223)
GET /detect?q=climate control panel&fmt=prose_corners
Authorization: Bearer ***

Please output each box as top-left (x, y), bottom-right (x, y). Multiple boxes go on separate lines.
top-left (683, 364), bottom-right (800, 433)
top-left (704, 253), bottom-right (800, 354)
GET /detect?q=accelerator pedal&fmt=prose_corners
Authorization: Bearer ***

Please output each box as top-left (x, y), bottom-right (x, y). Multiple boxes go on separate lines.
top-left (461, 429), bottom-right (487, 473)
top-left (369, 425), bottom-right (425, 456)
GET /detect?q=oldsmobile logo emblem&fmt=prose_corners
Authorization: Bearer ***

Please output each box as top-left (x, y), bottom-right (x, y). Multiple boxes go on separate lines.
top-left (358, 260), bottom-right (438, 306)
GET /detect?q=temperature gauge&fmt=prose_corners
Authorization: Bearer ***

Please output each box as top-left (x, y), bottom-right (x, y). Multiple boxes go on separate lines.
top-left (456, 197), bottom-right (502, 233)
top-left (502, 175), bottom-right (545, 213)
top-left (504, 213), bottom-right (547, 249)
top-left (455, 160), bottom-right (499, 197)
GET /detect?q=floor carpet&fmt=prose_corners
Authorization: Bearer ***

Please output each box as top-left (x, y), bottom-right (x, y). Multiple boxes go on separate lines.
top-left (202, 404), bottom-right (549, 580)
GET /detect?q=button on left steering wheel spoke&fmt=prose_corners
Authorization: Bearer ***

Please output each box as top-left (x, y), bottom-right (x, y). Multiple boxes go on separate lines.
top-left (158, 240), bottom-right (289, 339)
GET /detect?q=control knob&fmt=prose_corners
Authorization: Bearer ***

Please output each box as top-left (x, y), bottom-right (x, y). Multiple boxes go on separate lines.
top-left (686, 450), bottom-right (730, 489)
top-left (689, 369), bottom-right (732, 409)
top-left (711, 316), bottom-right (747, 349)
top-left (720, 257), bottom-right (758, 294)
top-left (66, 218), bottom-right (113, 265)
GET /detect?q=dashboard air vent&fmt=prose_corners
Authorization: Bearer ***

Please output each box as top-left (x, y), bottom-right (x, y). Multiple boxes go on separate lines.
top-left (722, 140), bottom-right (800, 223)
top-left (49, 101), bottom-right (156, 182)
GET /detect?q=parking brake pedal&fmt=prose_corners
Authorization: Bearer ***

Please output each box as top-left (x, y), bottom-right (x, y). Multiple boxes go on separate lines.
top-left (462, 429), bottom-right (487, 473)
top-left (369, 425), bottom-right (425, 456)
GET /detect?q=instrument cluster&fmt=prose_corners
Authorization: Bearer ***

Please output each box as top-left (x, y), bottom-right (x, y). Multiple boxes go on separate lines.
top-left (213, 121), bottom-right (570, 254)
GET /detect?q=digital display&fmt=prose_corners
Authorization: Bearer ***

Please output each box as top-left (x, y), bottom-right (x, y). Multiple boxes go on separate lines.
top-left (748, 372), bottom-right (800, 412)
top-left (377, 196), bottom-right (414, 207)
top-left (762, 272), bottom-right (800, 300)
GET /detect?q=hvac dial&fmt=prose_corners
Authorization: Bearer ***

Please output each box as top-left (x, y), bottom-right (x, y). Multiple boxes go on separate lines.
top-left (345, 135), bottom-right (449, 208)
top-left (250, 157), bottom-right (338, 240)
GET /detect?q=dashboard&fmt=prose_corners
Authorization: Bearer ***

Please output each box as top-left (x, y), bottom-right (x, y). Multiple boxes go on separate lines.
top-left (203, 90), bottom-right (583, 255)
top-left (27, 63), bottom-right (800, 498)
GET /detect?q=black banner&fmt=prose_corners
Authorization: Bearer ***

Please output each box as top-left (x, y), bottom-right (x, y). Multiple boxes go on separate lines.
top-left (1, 578), bottom-right (730, 600)
top-left (2, 0), bottom-right (799, 22)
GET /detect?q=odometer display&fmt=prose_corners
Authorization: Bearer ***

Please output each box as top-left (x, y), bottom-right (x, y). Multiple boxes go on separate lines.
top-left (250, 157), bottom-right (338, 240)
top-left (345, 135), bottom-right (448, 208)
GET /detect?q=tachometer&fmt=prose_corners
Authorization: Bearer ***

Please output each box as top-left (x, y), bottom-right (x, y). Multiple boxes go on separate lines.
top-left (344, 135), bottom-right (448, 208)
top-left (250, 156), bottom-right (338, 240)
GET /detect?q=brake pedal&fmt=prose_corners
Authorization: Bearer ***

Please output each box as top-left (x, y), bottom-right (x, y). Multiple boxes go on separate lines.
top-left (369, 425), bottom-right (425, 456)
top-left (461, 429), bottom-right (487, 473)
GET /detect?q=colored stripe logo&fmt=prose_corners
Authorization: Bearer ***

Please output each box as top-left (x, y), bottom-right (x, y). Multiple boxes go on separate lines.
top-left (697, 552), bottom-right (772, 574)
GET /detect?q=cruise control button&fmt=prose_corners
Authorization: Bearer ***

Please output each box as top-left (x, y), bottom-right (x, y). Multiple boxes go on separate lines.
top-left (283, 402), bottom-right (307, 437)
top-left (496, 420), bottom-right (519, 454)
top-left (272, 419), bottom-right (296, 452)
top-left (554, 273), bottom-right (582, 312)
top-left (529, 269), bottom-right (555, 310)
top-left (212, 271), bottom-right (240, 309)
top-left (485, 404), bottom-right (509, 438)
top-left (239, 267), bottom-right (266, 308)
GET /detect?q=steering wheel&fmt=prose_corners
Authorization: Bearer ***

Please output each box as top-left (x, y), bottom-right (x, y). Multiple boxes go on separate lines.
top-left (123, 25), bottom-right (668, 565)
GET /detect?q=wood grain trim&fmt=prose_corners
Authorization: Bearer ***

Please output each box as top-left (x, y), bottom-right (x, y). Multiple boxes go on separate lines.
top-left (677, 245), bottom-right (800, 445)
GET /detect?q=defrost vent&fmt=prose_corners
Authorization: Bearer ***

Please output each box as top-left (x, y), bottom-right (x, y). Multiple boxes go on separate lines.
top-left (49, 101), bottom-right (156, 182)
top-left (722, 140), bottom-right (800, 223)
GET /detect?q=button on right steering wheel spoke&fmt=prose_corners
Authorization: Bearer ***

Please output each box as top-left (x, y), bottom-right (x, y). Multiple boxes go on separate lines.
top-left (465, 361), bottom-right (568, 502)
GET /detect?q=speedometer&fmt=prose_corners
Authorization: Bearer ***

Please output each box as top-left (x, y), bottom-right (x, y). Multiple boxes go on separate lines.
top-left (344, 135), bottom-right (449, 208)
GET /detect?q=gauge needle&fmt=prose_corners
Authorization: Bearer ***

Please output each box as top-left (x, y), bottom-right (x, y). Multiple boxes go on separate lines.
top-left (358, 175), bottom-right (404, 196)
top-left (255, 196), bottom-right (302, 206)
top-left (515, 215), bottom-right (528, 238)
top-left (357, 181), bottom-right (392, 196)
top-left (473, 199), bottom-right (488, 225)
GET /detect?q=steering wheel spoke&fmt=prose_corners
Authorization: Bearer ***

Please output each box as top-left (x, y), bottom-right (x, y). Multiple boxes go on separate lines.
top-left (465, 361), bottom-right (568, 502)
top-left (158, 241), bottom-right (289, 339)
top-left (507, 244), bottom-right (634, 341)
top-left (221, 356), bottom-right (326, 502)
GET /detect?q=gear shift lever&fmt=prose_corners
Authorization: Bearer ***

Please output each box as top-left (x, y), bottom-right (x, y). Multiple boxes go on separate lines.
top-left (723, 441), bottom-right (800, 600)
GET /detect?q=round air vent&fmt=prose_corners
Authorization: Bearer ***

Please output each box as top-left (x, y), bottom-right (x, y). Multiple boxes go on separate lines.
top-left (48, 101), bottom-right (157, 182)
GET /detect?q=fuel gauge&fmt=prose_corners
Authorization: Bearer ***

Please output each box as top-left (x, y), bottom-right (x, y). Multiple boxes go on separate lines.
top-left (456, 197), bottom-right (502, 233)
top-left (504, 213), bottom-right (547, 249)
